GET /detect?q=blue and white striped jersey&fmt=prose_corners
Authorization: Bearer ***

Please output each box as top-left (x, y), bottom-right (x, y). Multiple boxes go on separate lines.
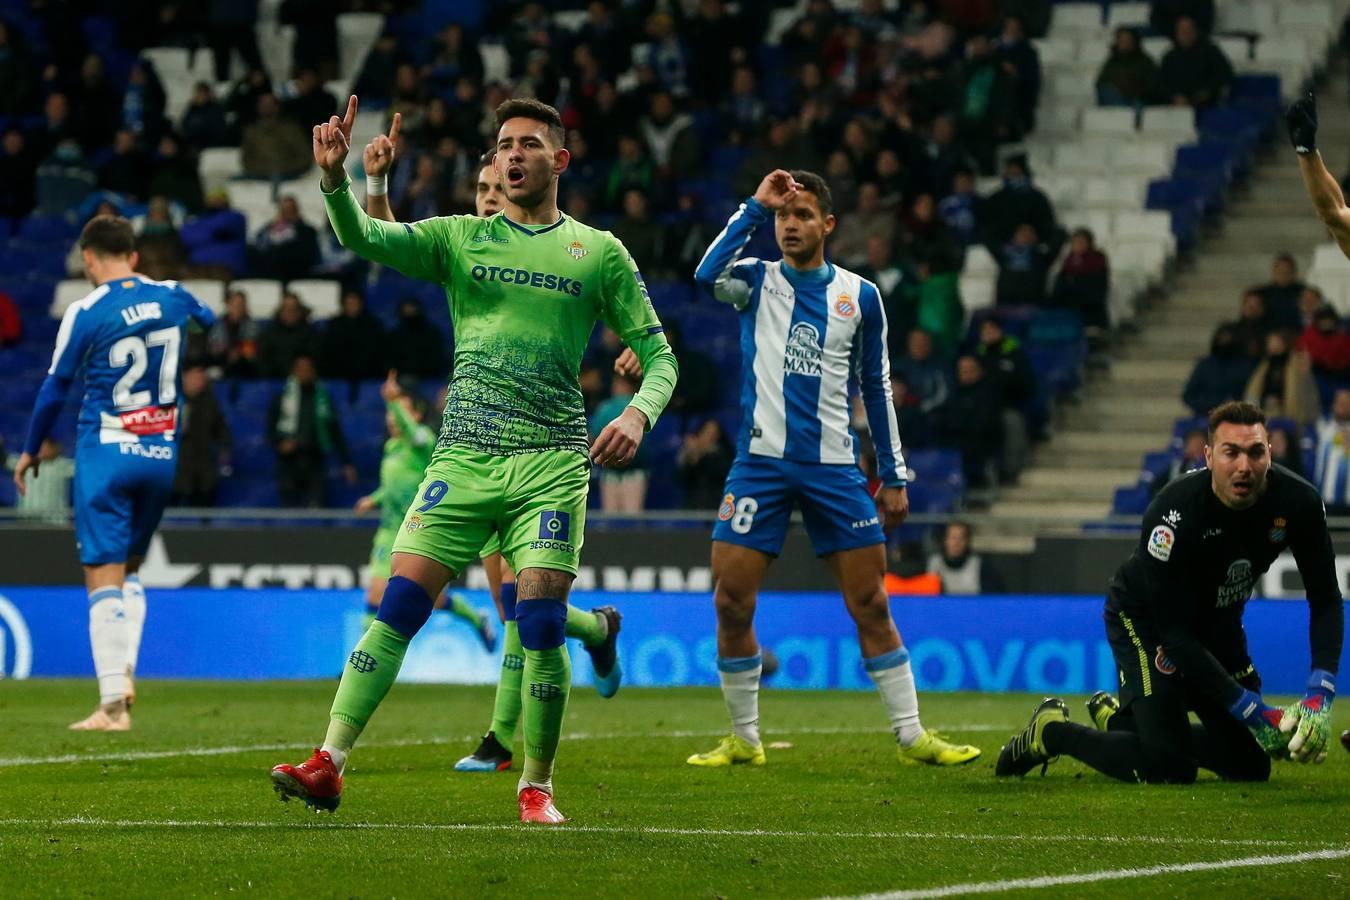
top-left (694, 197), bottom-right (906, 484)
top-left (43, 276), bottom-right (216, 449)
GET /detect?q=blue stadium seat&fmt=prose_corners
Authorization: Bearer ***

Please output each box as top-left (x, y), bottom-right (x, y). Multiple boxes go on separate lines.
top-left (1138, 450), bottom-right (1177, 488)
top-left (1229, 74), bottom-right (1282, 131)
top-left (1170, 416), bottom-right (1208, 449)
top-left (17, 216), bottom-right (78, 243)
top-left (1174, 142), bottom-right (1236, 207)
top-left (1146, 178), bottom-right (1204, 248)
top-left (1112, 484), bottom-right (1152, 516)
top-left (905, 448), bottom-right (965, 492)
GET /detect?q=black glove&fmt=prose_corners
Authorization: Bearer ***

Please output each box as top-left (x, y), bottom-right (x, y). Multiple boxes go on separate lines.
top-left (1287, 91), bottom-right (1318, 155)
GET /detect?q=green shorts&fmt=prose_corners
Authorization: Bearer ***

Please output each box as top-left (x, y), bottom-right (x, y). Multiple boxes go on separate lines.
top-left (392, 444), bottom-right (590, 577)
top-left (368, 524), bottom-right (398, 580)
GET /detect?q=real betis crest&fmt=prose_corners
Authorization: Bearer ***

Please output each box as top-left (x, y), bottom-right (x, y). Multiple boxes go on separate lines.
top-left (567, 240), bottom-right (588, 260)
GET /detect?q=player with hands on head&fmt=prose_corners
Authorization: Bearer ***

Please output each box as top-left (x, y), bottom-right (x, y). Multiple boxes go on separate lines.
top-left (683, 167), bottom-right (975, 771)
top-left (996, 401), bottom-right (1342, 783)
top-left (274, 95), bottom-right (677, 824)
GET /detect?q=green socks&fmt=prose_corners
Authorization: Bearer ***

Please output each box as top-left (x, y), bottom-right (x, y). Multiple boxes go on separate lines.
top-left (521, 643), bottom-right (571, 787)
top-left (448, 592), bottom-right (483, 627)
top-left (327, 620), bottom-right (411, 744)
top-left (489, 620), bottom-right (525, 746)
top-left (565, 604), bottom-right (606, 646)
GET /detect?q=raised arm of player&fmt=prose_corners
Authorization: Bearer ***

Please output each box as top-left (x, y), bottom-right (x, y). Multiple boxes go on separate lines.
top-left (854, 280), bottom-right (908, 529)
top-left (315, 95), bottom-right (452, 283)
top-left (692, 171), bottom-right (799, 310)
top-left (1288, 93), bottom-right (1350, 258)
top-left (363, 113), bottom-right (401, 224)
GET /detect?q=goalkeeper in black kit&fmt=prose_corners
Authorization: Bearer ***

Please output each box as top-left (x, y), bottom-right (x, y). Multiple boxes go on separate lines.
top-left (997, 401), bottom-right (1343, 783)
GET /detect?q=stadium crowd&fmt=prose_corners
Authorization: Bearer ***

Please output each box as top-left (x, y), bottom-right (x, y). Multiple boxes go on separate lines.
top-left (0, 0), bottom-right (1256, 541)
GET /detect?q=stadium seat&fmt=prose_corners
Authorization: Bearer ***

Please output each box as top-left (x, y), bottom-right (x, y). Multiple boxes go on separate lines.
top-left (286, 279), bottom-right (342, 319)
top-left (50, 279), bottom-right (93, 319)
top-left (958, 273), bottom-right (995, 318)
top-left (17, 216), bottom-right (78, 243)
top-left (1139, 106), bottom-right (1197, 143)
top-left (1054, 142), bottom-right (1113, 177)
top-left (1031, 38), bottom-right (1078, 65)
top-left (1138, 450), bottom-right (1177, 488)
top-left (228, 279), bottom-right (284, 319)
top-left (1081, 107), bottom-right (1136, 138)
top-left (1141, 36), bottom-right (1171, 61)
top-left (1062, 210), bottom-right (1113, 243)
top-left (1105, 2), bottom-right (1150, 28)
top-left (1216, 36), bottom-right (1251, 65)
top-left (198, 148), bottom-right (243, 188)
top-left (1219, 0), bottom-right (1278, 34)
top-left (1082, 176), bottom-right (1145, 211)
top-left (1076, 38), bottom-right (1110, 67)
top-left (1049, 3), bottom-right (1106, 36)
top-left (1112, 484), bottom-right (1152, 516)
top-left (1110, 142), bottom-right (1173, 179)
top-left (182, 279), bottom-right (227, 314)
top-left (1038, 106), bottom-right (1082, 141)
top-left (1114, 209), bottom-right (1176, 255)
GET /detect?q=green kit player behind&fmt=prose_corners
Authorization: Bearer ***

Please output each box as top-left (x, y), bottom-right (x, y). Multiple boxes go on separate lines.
top-left (271, 95), bottom-right (678, 824)
top-left (353, 369), bottom-right (496, 653)
top-left (360, 126), bottom-right (626, 774)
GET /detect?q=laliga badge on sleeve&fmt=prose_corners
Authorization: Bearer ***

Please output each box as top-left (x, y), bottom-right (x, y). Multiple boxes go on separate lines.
top-left (1147, 524), bottom-right (1175, 561)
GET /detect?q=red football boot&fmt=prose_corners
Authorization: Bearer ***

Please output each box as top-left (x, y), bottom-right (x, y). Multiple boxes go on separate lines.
top-left (518, 787), bottom-right (566, 824)
top-left (271, 749), bottom-right (343, 812)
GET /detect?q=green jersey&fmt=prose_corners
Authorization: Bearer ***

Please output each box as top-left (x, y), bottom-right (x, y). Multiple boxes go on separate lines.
top-left (322, 180), bottom-right (678, 456)
top-left (368, 399), bottom-right (436, 530)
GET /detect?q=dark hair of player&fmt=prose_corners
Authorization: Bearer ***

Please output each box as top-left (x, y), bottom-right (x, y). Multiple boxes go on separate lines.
top-left (478, 150), bottom-right (494, 168)
top-left (1207, 400), bottom-right (1266, 443)
top-left (495, 98), bottom-right (565, 149)
top-left (789, 169), bottom-right (834, 216)
top-left (79, 215), bottom-right (136, 257)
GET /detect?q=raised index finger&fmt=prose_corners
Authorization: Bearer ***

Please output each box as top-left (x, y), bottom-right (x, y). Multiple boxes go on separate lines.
top-left (388, 111), bottom-right (401, 143)
top-left (341, 94), bottom-right (358, 136)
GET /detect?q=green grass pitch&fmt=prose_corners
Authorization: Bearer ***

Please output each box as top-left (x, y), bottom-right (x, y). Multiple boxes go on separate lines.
top-left (2, 680), bottom-right (1349, 898)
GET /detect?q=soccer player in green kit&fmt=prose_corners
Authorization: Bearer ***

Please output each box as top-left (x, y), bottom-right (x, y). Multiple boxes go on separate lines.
top-left (271, 95), bottom-right (678, 824)
top-left (359, 128), bottom-right (625, 773)
top-left (353, 370), bottom-right (496, 653)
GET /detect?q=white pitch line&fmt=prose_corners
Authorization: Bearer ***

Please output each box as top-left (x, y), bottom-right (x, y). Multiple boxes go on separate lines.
top-left (0, 817), bottom-right (1313, 849)
top-left (822, 847), bottom-right (1350, 900)
top-left (0, 724), bottom-right (1008, 769)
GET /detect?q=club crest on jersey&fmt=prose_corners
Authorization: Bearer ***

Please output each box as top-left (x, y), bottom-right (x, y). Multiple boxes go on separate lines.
top-left (718, 493), bottom-right (735, 521)
top-left (1154, 646), bottom-right (1177, 675)
top-left (1147, 524), bottom-right (1174, 561)
top-left (834, 294), bottom-right (856, 317)
top-left (405, 514), bottom-right (423, 533)
top-left (567, 240), bottom-right (588, 260)
top-left (1269, 517), bottom-right (1286, 543)
top-left (784, 322), bottom-right (823, 376)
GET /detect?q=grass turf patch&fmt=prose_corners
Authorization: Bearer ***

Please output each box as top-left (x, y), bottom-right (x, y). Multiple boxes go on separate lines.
top-left (1, 680), bottom-right (1348, 898)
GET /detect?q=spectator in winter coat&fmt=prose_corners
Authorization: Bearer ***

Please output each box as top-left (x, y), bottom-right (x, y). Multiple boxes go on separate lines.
top-left (268, 355), bottom-right (355, 508)
top-left (181, 82), bottom-right (233, 149)
top-left (1229, 290), bottom-right (1273, 359)
top-left (1159, 15), bottom-right (1232, 108)
top-left (208, 289), bottom-right (262, 377)
top-left (1243, 332), bottom-right (1321, 425)
top-left (320, 290), bottom-right (387, 380)
top-left (927, 521), bottom-right (1005, 594)
top-left (994, 223), bottom-right (1053, 307)
top-left (1182, 324), bottom-right (1255, 417)
top-left (257, 292), bottom-right (321, 379)
top-left (1095, 27), bottom-right (1163, 107)
top-left (935, 354), bottom-right (1003, 488)
top-left (981, 155), bottom-right (1063, 255)
top-left (386, 298), bottom-right (450, 378)
top-left (1296, 305), bottom-right (1350, 378)
top-left (677, 419), bottom-right (735, 510)
top-left (975, 317), bottom-right (1034, 482)
top-left (173, 365), bottom-right (232, 507)
top-left (241, 93), bottom-right (311, 182)
top-left (1050, 228), bottom-right (1110, 331)
top-left (1253, 252), bottom-right (1307, 333)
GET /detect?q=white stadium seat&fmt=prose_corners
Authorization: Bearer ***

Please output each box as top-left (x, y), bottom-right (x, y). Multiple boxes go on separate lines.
top-left (198, 148), bottom-right (243, 189)
top-left (1063, 210), bottom-right (1114, 243)
top-left (1105, 2), bottom-right (1150, 29)
top-left (958, 273), bottom-right (996, 318)
top-left (228, 279), bottom-right (285, 320)
top-left (1049, 3), bottom-right (1105, 36)
top-left (962, 245), bottom-right (999, 276)
top-left (51, 279), bottom-right (94, 319)
top-left (1218, 1), bottom-right (1278, 35)
top-left (181, 279), bottom-right (227, 315)
top-left (1082, 176), bottom-right (1145, 211)
top-left (1141, 36), bottom-right (1171, 61)
top-left (1110, 142), bottom-right (1173, 178)
top-left (1038, 105), bottom-right (1082, 140)
top-left (1312, 243), bottom-right (1350, 273)
top-left (1045, 71), bottom-right (1096, 104)
top-left (1277, 1), bottom-right (1336, 30)
top-left (1139, 106), bottom-right (1197, 143)
top-left (1053, 142), bottom-right (1113, 176)
top-left (1035, 175), bottom-right (1083, 212)
top-left (286, 279), bottom-right (343, 320)
top-left (1076, 39), bottom-right (1110, 67)
top-left (1216, 36), bottom-right (1250, 64)
top-left (1031, 38), bottom-right (1078, 65)
top-left (1081, 107), bottom-right (1136, 138)
top-left (1114, 210), bottom-right (1176, 256)
top-left (480, 42), bottom-right (511, 85)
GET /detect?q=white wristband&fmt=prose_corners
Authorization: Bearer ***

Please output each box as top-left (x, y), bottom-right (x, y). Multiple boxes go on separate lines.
top-left (366, 175), bottom-right (388, 197)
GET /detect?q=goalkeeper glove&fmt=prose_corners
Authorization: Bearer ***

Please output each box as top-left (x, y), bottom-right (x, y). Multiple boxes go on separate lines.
top-left (1229, 689), bottom-right (1291, 757)
top-left (1286, 91), bottom-right (1318, 155)
top-left (1281, 669), bottom-right (1335, 764)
